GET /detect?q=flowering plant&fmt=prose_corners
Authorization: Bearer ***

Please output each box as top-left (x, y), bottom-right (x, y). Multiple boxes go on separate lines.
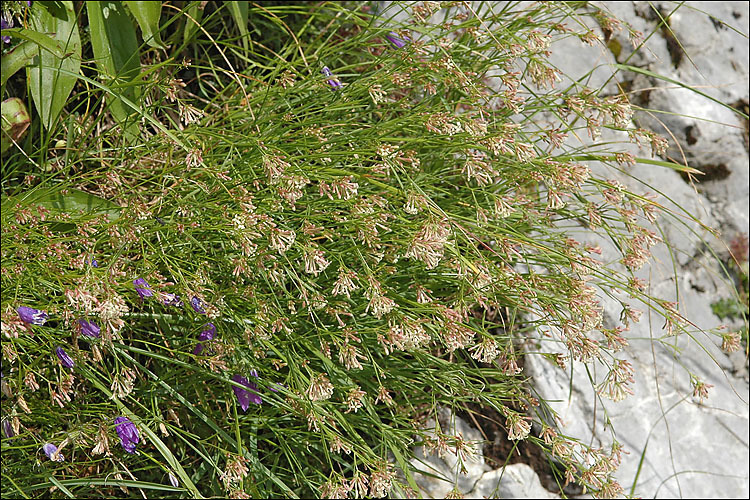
top-left (1, 1), bottom-right (742, 498)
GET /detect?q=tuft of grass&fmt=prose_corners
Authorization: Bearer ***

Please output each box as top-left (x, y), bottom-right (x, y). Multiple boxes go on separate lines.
top-left (1, 2), bottom-right (745, 498)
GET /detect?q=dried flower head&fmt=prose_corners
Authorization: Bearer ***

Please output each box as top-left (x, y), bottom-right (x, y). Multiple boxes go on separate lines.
top-left (307, 373), bottom-right (334, 401)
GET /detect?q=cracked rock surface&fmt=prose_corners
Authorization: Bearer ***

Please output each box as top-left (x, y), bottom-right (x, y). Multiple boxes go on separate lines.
top-left (400, 1), bottom-right (748, 498)
top-left (531, 2), bottom-right (749, 498)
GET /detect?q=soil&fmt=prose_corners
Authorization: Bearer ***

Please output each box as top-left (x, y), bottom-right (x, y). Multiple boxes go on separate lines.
top-left (456, 401), bottom-right (584, 497)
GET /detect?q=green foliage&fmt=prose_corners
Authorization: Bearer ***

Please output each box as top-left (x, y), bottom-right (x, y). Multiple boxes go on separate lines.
top-left (1, 1), bottom-right (745, 499)
top-left (86, 1), bottom-right (141, 141)
top-left (712, 297), bottom-right (749, 322)
top-left (27, 0), bottom-right (81, 131)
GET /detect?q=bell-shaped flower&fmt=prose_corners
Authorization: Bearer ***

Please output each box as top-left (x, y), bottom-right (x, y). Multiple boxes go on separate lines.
top-left (322, 66), bottom-right (342, 90)
top-left (77, 319), bottom-right (101, 338)
top-left (42, 443), bottom-right (65, 461)
top-left (133, 278), bottom-right (154, 299)
top-left (385, 31), bottom-right (408, 49)
top-left (55, 347), bottom-right (74, 368)
top-left (231, 373), bottom-right (262, 411)
top-left (17, 306), bottom-right (48, 325)
top-left (114, 416), bottom-right (139, 454)
top-left (190, 296), bottom-right (206, 314)
top-left (198, 323), bottom-right (216, 341)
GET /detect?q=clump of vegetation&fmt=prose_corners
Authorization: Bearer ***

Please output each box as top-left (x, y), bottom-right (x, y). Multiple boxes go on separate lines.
top-left (1, 2), bottom-right (742, 498)
top-left (712, 233), bottom-right (749, 351)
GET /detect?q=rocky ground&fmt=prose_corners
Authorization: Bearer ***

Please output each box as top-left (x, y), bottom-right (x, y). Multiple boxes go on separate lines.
top-left (390, 1), bottom-right (749, 498)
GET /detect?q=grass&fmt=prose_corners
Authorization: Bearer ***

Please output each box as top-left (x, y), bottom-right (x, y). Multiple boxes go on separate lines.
top-left (1, 1), bottom-right (746, 498)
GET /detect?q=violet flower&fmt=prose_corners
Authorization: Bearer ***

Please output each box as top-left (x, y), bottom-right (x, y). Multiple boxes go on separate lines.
top-left (17, 306), bottom-right (48, 326)
top-left (385, 31), bottom-right (408, 49)
top-left (114, 416), bottom-right (139, 454)
top-left (168, 473), bottom-right (179, 488)
top-left (193, 343), bottom-right (205, 355)
top-left (321, 66), bottom-right (342, 90)
top-left (190, 296), bottom-right (206, 314)
top-left (163, 293), bottom-right (183, 307)
top-left (231, 373), bottom-right (262, 411)
top-left (55, 347), bottom-right (74, 368)
top-left (2, 420), bottom-right (14, 439)
top-left (90, 258), bottom-right (98, 267)
top-left (42, 443), bottom-right (65, 461)
top-left (1, 16), bottom-right (12, 45)
top-left (133, 278), bottom-right (154, 299)
top-left (77, 319), bottom-right (100, 338)
top-left (198, 323), bottom-right (216, 341)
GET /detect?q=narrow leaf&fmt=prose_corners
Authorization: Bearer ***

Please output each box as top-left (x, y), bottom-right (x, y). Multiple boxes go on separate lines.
top-left (183, 2), bottom-right (204, 44)
top-left (227, 1), bottom-right (249, 51)
top-left (1, 27), bottom-right (65, 58)
top-left (18, 187), bottom-right (121, 221)
top-left (615, 63), bottom-right (749, 120)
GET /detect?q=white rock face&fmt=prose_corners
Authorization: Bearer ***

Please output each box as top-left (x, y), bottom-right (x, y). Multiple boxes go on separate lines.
top-left (536, 2), bottom-right (750, 499)
top-left (409, 407), bottom-right (491, 498)
top-left (381, 2), bottom-right (748, 498)
top-left (468, 463), bottom-right (559, 499)
top-left (409, 408), bottom-right (560, 499)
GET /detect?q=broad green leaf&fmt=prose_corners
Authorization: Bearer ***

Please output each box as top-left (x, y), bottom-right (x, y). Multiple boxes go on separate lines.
top-left (34, 67), bottom-right (189, 152)
top-left (17, 187), bottom-right (121, 221)
top-left (124, 1), bottom-right (167, 50)
top-left (183, 2), bottom-right (204, 44)
top-left (86, 1), bottom-right (141, 141)
top-left (1, 27), bottom-right (66, 58)
top-left (1, 41), bottom-right (38, 87)
top-left (227, 1), bottom-right (249, 51)
top-left (1, 98), bottom-right (31, 155)
top-left (27, 1), bottom-right (81, 131)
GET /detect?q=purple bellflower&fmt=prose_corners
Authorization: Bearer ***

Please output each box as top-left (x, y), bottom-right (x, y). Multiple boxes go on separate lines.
top-left (17, 306), bottom-right (48, 326)
top-left (133, 278), bottom-right (154, 299)
top-left (43, 443), bottom-right (65, 461)
top-left (55, 347), bottom-right (74, 368)
top-left (2, 420), bottom-right (15, 439)
top-left (115, 416), bottom-right (140, 454)
top-left (231, 373), bottom-right (262, 411)
top-left (1, 16), bottom-right (13, 44)
top-left (321, 66), bottom-right (342, 90)
top-left (163, 293), bottom-right (183, 307)
top-left (77, 319), bottom-right (101, 338)
top-left (385, 31), bottom-right (408, 49)
top-left (193, 343), bottom-right (205, 355)
top-left (190, 296), bottom-right (206, 314)
top-left (198, 323), bottom-right (216, 341)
